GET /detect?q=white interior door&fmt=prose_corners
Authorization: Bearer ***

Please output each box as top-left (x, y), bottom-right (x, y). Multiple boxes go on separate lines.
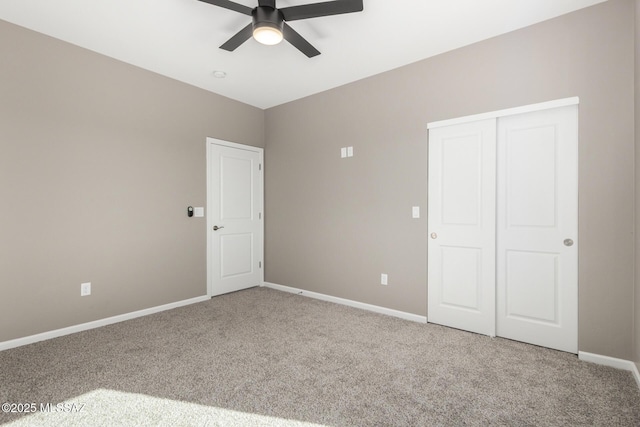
top-left (207, 139), bottom-right (263, 297)
top-left (427, 118), bottom-right (497, 336)
top-left (496, 105), bottom-right (578, 353)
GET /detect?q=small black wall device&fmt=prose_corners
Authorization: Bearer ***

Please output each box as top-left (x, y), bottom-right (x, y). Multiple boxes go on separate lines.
top-left (187, 206), bottom-right (194, 217)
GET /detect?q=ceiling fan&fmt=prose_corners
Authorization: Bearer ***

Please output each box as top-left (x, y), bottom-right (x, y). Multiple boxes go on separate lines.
top-left (198, 0), bottom-right (364, 58)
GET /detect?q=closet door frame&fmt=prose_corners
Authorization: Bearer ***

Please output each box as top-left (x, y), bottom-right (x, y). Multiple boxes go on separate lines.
top-left (427, 97), bottom-right (579, 352)
top-left (428, 98), bottom-right (578, 130)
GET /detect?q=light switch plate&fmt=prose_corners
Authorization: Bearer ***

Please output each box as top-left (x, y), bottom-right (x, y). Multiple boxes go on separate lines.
top-left (194, 207), bottom-right (205, 217)
top-left (341, 147), bottom-right (347, 158)
top-left (347, 146), bottom-right (354, 157)
top-left (412, 206), bottom-right (420, 218)
top-left (81, 282), bottom-right (91, 296)
top-left (381, 273), bottom-right (388, 285)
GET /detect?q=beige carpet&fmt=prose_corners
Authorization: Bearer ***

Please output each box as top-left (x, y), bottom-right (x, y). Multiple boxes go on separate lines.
top-left (1, 287), bottom-right (639, 426)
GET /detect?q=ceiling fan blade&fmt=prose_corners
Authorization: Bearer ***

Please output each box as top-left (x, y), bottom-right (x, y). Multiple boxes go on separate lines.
top-left (280, 0), bottom-right (363, 22)
top-left (220, 23), bottom-right (254, 51)
top-left (283, 23), bottom-right (320, 58)
top-left (197, 0), bottom-right (252, 15)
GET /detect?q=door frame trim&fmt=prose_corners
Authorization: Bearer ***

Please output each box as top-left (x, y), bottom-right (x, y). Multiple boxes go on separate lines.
top-left (427, 97), bottom-right (579, 129)
top-left (426, 98), bottom-right (580, 353)
top-left (206, 137), bottom-right (264, 297)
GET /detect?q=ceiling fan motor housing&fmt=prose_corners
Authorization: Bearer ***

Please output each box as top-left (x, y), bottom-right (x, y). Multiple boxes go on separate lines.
top-left (252, 6), bottom-right (284, 34)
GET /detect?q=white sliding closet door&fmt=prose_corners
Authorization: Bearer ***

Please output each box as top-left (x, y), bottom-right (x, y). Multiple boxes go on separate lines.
top-left (427, 99), bottom-right (578, 354)
top-left (496, 105), bottom-right (578, 353)
top-left (427, 119), bottom-right (497, 336)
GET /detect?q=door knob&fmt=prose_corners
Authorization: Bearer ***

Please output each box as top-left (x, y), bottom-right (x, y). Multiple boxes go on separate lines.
top-left (213, 225), bottom-right (224, 231)
top-left (430, 232), bottom-right (438, 239)
top-left (563, 238), bottom-right (574, 247)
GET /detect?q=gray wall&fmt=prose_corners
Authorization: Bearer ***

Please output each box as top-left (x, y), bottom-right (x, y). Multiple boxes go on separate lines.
top-left (265, 0), bottom-right (636, 359)
top-left (0, 20), bottom-right (264, 342)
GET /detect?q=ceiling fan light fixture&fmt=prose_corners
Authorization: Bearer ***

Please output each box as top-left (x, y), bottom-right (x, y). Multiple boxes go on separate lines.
top-left (251, 6), bottom-right (284, 46)
top-left (253, 24), bottom-right (283, 45)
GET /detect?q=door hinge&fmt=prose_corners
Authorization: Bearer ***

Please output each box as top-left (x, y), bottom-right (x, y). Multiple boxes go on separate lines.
top-left (259, 212), bottom-right (262, 220)
top-left (259, 261), bottom-right (262, 268)
top-left (259, 163), bottom-right (262, 171)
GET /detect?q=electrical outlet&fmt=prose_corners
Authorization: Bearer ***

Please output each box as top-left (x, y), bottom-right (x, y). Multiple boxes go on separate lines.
top-left (381, 274), bottom-right (388, 286)
top-left (81, 282), bottom-right (91, 296)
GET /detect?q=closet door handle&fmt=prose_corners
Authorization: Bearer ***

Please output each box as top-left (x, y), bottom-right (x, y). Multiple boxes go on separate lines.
top-left (563, 239), bottom-right (574, 247)
top-left (430, 233), bottom-right (438, 239)
top-left (213, 225), bottom-right (224, 231)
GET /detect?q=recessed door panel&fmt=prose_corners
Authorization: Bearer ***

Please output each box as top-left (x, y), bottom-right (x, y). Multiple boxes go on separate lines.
top-left (221, 156), bottom-right (253, 220)
top-left (506, 126), bottom-right (557, 228)
top-left (505, 250), bottom-right (558, 324)
top-left (442, 135), bottom-right (481, 226)
top-left (440, 246), bottom-right (481, 311)
top-left (221, 233), bottom-right (253, 278)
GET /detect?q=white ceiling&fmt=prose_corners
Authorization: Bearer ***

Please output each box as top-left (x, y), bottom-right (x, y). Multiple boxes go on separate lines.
top-left (0, 0), bottom-right (605, 109)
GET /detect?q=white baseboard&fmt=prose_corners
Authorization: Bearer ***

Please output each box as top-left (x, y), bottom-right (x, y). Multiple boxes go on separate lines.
top-left (0, 295), bottom-right (210, 352)
top-left (262, 282), bottom-right (427, 324)
top-left (579, 351), bottom-right (640, 390)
